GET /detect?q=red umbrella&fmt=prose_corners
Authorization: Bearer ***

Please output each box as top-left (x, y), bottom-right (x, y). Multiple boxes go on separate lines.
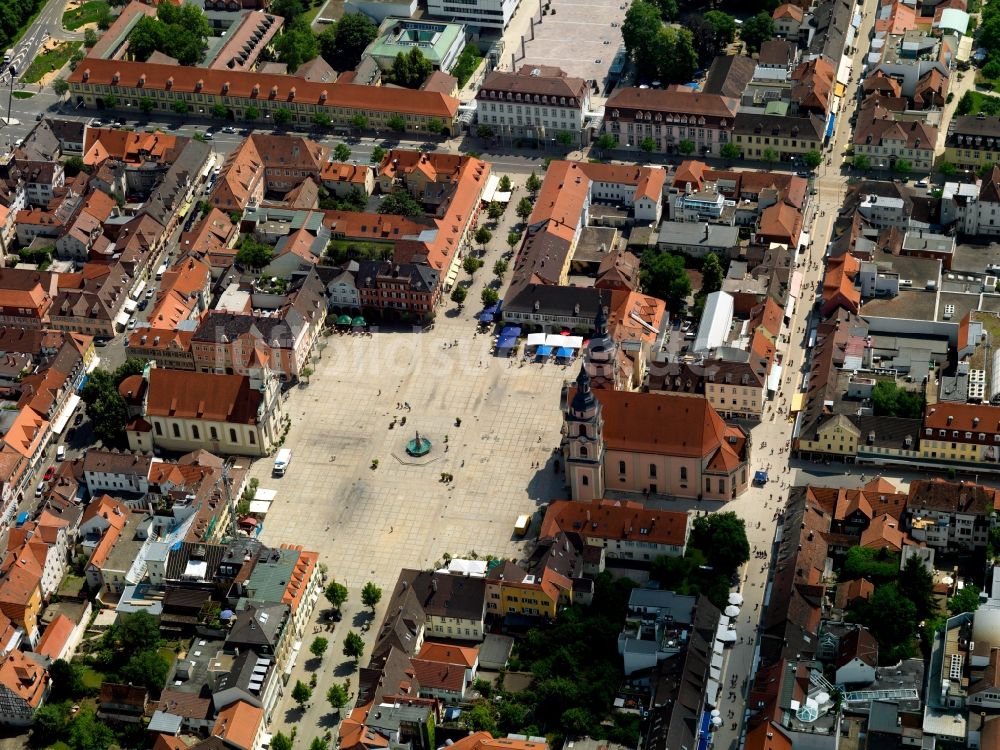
top-left (560, 329), bottom-right (570, 336)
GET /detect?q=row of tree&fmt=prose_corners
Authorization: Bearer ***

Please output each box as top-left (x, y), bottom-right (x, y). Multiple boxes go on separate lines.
top-left (128, 3), bottom-right (211, 66)
top-left (81, 358), bottom-right (147, 446)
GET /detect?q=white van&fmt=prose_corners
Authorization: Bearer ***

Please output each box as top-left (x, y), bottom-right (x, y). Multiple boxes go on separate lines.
top-left (273, 448), bottom-right (291, 476)
top-left (55, 445), bottom-right (65, 461)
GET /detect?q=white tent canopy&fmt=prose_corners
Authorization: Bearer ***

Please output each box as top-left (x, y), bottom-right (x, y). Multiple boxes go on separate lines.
top-left (728, 592), bottom-right (744, 606)
top-left (526, 332), bottom-right (547, 346)
top-left (545, 334), bottom-right (584, 348)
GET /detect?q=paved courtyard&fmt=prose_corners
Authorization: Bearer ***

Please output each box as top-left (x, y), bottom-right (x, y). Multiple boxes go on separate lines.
top-left (252, 313), bottom-right (574, 590)
top-left (517, 0), bottom-right (627, 91)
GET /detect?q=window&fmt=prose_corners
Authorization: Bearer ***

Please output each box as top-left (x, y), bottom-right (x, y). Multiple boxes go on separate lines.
top-left (191, 425), bottom-right (199, 440)
top-left (680, 466), bottom-right (688, 481)
top-left (154, 421), bottom-right (163, 436)
top-left (579, 445), bottom-right (587, 457)
top-left (650, 463), bottom-right (657, 478)
top-left (172, 423), bottom-right (181, 438)
top-left (248, 431), bottom-right (256, 445)
top-left (582, 475), bottom-right (589, 486)
top-left (229, 428), bottom-right (238, 443)
top-left (619, 460), bottom-right (626, 474)
top-left (210, 426), bottom-right (218, 440)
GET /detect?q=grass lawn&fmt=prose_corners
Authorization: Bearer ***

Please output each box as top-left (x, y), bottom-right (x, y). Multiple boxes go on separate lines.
top-left (12, 91), bottom-right (34, 99)
top-left (62, 0), bottom-right (109, 30)
top-left (21, 41), bottom-right (82, 83)
top-left (451, 45), bottom-right (483, 88)
top-left (958, 88), bottom-right (1000, 115)
top-left (77, 665), bottom-right (106, 691)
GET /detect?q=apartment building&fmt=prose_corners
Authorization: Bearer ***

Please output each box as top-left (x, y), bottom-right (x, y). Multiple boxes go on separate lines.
top-left (732, 112), bottom-right (826, 161)
top-left (603, 88), bottom-right (739, 156)
top-left (66, 59), bottom-right (459, 135)
top-left (476, 65), bottom-right (591, 146)
top-left (944, 115), bottom-right (1000, 171)
top-left (853, 104), bottom-right (938, 173)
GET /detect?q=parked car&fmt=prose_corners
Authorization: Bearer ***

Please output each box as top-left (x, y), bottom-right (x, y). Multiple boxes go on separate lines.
top-left (127, 318), bottom-right (137, 330)
top-left (137, 299), bottom-right (148, 311)
top-left (73, 412), bottom-right (83, 426)
top-left (43, 466), bottom-right (55, 482)
top-left (35, 482), bottom-right (44, 498)
top-left (145, 288), bottom-right (155, 299)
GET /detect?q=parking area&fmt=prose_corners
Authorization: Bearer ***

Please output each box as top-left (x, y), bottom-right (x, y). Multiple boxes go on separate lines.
top-left (251, 312), bottom-right (573, 589)
top-left (519, 0), bottom-right (627, 89)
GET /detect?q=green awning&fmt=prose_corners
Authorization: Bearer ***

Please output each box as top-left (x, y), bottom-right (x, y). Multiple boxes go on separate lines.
top-left (337, 314), bottom-right (352, 325)
top-left (352, 316), bottom-right (367, 327)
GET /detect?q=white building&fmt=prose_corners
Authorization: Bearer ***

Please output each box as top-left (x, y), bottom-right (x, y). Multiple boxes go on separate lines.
top-left (426, 0), bottom-right (519, 29)
top-left (476, 65), bottom-right (592, 144)
top-left (941, 171), bottom-right (1000, 237)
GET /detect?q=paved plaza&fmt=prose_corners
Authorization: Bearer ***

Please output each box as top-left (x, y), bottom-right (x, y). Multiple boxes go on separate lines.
top-left (517, 0), bottom-right (627, 91)
top-left (252, 313), bottom-right (575, 590)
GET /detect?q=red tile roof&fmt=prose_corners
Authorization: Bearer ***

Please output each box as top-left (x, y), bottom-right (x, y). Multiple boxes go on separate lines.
top-left (540, 498), bottom-right (689, 548)
top-left (68, 58), bottom-right (459, 118)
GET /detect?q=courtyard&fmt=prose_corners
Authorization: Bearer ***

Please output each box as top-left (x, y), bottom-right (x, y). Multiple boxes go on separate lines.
top-left (251, 311), bottom-right (574, 590)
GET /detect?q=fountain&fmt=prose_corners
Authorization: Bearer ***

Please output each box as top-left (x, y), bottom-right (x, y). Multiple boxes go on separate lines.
top-left (406, 431), bottom-right (432, 457)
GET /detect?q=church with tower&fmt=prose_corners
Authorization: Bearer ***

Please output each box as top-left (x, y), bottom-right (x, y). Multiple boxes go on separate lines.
top-left (561, 308), bottom-right (752, 502)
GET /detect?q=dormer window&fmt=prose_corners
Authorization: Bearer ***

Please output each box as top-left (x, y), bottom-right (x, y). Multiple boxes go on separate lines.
top-left (195, 79), bottom-right (203, 91)
top-left (166, 76), bottom-right (173, 89)
top-left (112, 71), bottom-right (120, 84)
top-left (223, 81), bottom-right (229, 93)
top-left (138, 74), bottom-right (145, 87)
top-left (319, 90), bottom-right (327, 102)
top-left (252, 84), bottom-right (260, 96)
top-left (288, 87), bottom-right (296, 100)
top-left (270, 85), bottom-right (278, 98)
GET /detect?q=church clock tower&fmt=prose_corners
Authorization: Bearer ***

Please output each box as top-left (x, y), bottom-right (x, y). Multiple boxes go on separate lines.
top-left (563, 364), bottom-right (606, 500)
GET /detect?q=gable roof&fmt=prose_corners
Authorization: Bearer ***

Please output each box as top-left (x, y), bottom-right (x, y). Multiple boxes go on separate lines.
top-left (540, 498), bottom-right (689, 548)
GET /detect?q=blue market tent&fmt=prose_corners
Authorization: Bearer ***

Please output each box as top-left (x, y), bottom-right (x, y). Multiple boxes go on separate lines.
top-left (500, 325), bottom-right (521, 338)
top-left (482, 304), bottom-right (500, 315)
top-left (535, 345), bottom-right (553, 357)
top-left (478, 312), bottom-right (494, 322)
top-left (555, 346), bottom-right (573, 358)
top-left (497, 335), bottom-right (518, 349)
top-left (753, 470), bottom-right (768, 485)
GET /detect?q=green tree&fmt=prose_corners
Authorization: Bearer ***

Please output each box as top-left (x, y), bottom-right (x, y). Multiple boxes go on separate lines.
top-left (474, 226), bottom-right (492, 250)
top-left (52, 78), bottom-right (70, 97)
top-left (525, 171), bottom-right (541, 194)
top-left (507, 231), bottom-right (522, 251)
top-left (803, 149), bottom-right (823, 170)
top-left (325, 580), bottom-right (348, 609)
top-left (271, 0), bottom-right (306, 19)
top-left (481, 287), bottom-right (500, 307)
top-left (103, 93), bottom-right (118, 109)
top-left (463, 700), bottom-right (499, 733)
top-left (271, 732), bottom-right (294, 750)
top-left (171, 99), bottom-right (189, 115)
top-left (899, 556), bottom-right (936, 621)
top-left (128, 4), bottom-right (211, 65)
top-left (641, 252), bottom-right (691, 312)
top-left (740, 11), bottom-right (775, 53)
top-left (235, 237), bottom-right (274, 269)
top-left (274, 108), bottom-right (293, 126)
top-left (853, 153), bottom-right (871, 171)
top-left (652, 0), bottom-right (677, 20)
top-left (463, 256), bottom-right (484, 275)
top-left (654, 26), bottom-right (697, 84)
top-left (450, 285), bottom-right (468, 305)
top-left (68, 708), bottom-right (116, 750)
top-left (64, 155), bottom-right (87, 177)
top-left (310, 738), bottom-right (329, 750)
top-left (84, 27), bottom-right (98, 47)
top-left (476, 123), bottom-right (494, 138)
top-left (212, 103), bottom-right (229, 119)
top-left (137, 96), bottom-right (154, 114)
top-left (556, 131), bottom-right (573, 146)
top-left (292, 679), bottom-right (312, 708)
top-left (343, 630), bottom-right (365, 660)
top-left (320, 13), bottom-right (377, 70)
top-left (244, 105), bottom-right (260, 122)
top-left (949, 586), bottom-right (983, 615)
top-left (704, 10), bottom-right (737, 45)
top-left (379, 190), bottom-right (422, 217)
top-left (120, 649), bottom-right (170, 693)
top-left (32, 703), bottom-right (70, 747)
top-left (894, 158), bottom-right (912, 174)
top-left (871, 381), bottom-right (924, 418)
top-left (700, 252), bottom-right (723, 295)
top-left (487, 201), bottom-right (504, 221)
top-left (389, 47), bottom-right (433, 88)
top-left (561, 707), bottom-right (595, 736)
top-left (334, 142), bottom-right (352, 161)
top-left (516, 196), bottom-right (534, 221)
top-left (761, 147), bottom-right (779, 162)
top-left (596, 133), bottom-right (618, 153)
top-left (370, 145), bottom-right (387, 164)
top-left (48, 659), bottom-right (86, 702)
top-left (310, 637), bottom-right (329, 658)
top-left (850, 583), bottom-right (917, 663)
top-left (499, 174), bottom-right (513, 192)
top-left (678, 139), bottom-right (695, 155)
top-left (939, 160), bottom-right (957, 176)
top-left (313, 112), bottom-right (332, 129)
top-left (387, 114), bottom-right (407, 132)
top-left (275, 19), bottom-right (319, 71)
top-left (622, 1), bottom-right (664, 79)
top-left (493, 259), bottom-right (508, 277)
top-left (327, 682), bottom-right (349, 710)
top-left (842, 546), bottom-right (900, 583)
top-left (427, 117), bottom-right (443, 134)
top-left (82, 365), bottom-right (130, 447)
top-left (351, 113), bottom-right (369, 130)
top-left (720, 142), bottom-right (741, 160)
top-left (689, 512), bottom-right (749, 576)
top-left (639, 136), bottom-right (657, 152)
